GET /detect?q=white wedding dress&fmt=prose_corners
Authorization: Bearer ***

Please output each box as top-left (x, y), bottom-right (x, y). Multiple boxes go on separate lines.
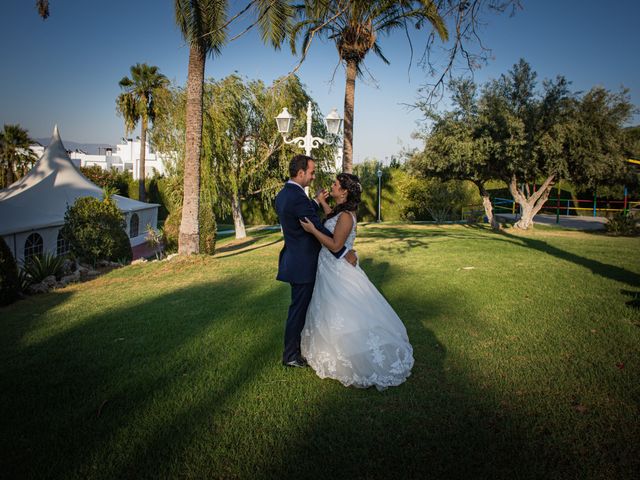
top-left (301, 212), bottom-right (414, 391)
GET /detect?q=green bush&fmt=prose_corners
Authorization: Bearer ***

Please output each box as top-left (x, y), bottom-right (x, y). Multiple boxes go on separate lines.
top-left (0, 236), bottom-right (19, 306)
top-left (21, 253), bottom-right (65, 283)
top-left (354, 162), bottom-right (405, 222)
top-left (61, 196), bottom-right (133, 266)
top-left (80, 166), bottom-right (132, 196)
top-left (605, 212), bottom-right (638, 236)
top-left (126, 174), bottom-right (171, 223)
top-left (162, 202), bottom-right (217, 255)
top-left (395, 174), bottom-right (480, 222)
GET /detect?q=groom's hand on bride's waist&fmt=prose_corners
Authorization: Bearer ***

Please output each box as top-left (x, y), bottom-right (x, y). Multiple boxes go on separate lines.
top-left (344, 250), bottom-right (358, 267)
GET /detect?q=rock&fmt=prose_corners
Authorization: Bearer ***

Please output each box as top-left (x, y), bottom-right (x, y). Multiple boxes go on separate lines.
top-left (165, 253), bottom-right (178, 261)
top-left (43, 275), bottom-right (57, 288)
top-left (131, 258), bottom-right (147, 265)
top-left (61, 271), bottom-right (80, 284)
top-left (28, 282), bottom-right (50, 294)
top-left (61, 258), bottom-right (76, 275)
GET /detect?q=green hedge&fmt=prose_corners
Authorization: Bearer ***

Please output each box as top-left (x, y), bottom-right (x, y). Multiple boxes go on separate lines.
top-left (0, 236), bottom-right (19, 306)
top-left (61, 196), bottom-right (132, 266)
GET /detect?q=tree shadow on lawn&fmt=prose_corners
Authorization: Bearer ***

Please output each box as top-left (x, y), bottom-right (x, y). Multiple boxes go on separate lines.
top-left (357, 225), bottom-right (494, 255)
top-left (0, 273), bottom-right (289, 479)
top-left (0, 289), bottom-right (76, 351)
top-left (252, 259), bottom-right (636, 479)
top-left (496, 229), bottom-right (640, 288)
top-left (214, 238), bottom-right (282, 259)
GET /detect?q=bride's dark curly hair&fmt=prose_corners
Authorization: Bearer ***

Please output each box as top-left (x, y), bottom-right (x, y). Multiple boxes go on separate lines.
top-left (327, 173), bottom-right (362, 219)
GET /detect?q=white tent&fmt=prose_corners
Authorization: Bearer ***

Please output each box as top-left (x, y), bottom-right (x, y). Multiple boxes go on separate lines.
top-left (0, 126), bottom-right (158, 264)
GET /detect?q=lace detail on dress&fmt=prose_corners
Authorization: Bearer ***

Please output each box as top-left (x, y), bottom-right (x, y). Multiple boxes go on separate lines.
top-left (301, 211), bottom-right (414, 391)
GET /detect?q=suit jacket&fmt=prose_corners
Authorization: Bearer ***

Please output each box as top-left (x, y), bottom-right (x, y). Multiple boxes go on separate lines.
top-left (275, 182), bottom-right (346, 284)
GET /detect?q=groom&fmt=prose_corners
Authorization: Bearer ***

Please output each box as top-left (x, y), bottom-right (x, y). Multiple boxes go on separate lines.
top-left (275, 155), bottom-right (357, 367)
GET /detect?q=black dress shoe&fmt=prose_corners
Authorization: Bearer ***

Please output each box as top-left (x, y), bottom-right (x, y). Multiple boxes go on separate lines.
top-left (283, 357), bottom-right (308, 368)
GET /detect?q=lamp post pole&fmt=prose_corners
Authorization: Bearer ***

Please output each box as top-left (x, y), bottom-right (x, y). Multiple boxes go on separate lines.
top-left (377, 167), bottom-right (382, 223)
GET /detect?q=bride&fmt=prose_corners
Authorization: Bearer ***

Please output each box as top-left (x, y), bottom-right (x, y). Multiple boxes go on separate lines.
top-left (299, 173), bottom-right (414, 391)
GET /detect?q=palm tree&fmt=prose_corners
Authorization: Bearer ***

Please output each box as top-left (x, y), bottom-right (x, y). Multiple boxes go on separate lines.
top-left (291, 1), bottom-right (448, 173)
top-left (36, 0), bottom-right (49, 19)
top-left (174, 0), bottom-right (292, 255)
top-left (116, 63), bottom-right (168, 202)
top-left (0, 124), bottom-right (37, 188)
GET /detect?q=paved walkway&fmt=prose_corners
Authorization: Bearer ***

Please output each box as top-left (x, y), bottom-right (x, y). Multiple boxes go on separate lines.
top-left (496, 213), bottom-right (607, 231)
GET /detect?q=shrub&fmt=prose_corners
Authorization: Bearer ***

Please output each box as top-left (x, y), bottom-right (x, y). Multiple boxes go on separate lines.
top-left (146, 224), bottom-right (164, 260)
top-left (162, 202), bottom-right (217, 255)
top-left (396, 175), bottom-right (479, 222)
top-left (353, 161), bottom-right (405, 222)
top-left (21, 253), bottom-right (65, 283)
top-left (61, 196), bottom-right (133, 266)
top-left (80, 166), bottom-right (131, 196)
top-left (605, 212), bottom-right (638, 236)
top-left (0, 236), bottom-right (19, 306)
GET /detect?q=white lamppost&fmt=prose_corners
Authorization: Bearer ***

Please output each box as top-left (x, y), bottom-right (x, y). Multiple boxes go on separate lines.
top-left (275, 101), bottom-right (343, 156)
top-left (377, 167), bottom-right (383, 223)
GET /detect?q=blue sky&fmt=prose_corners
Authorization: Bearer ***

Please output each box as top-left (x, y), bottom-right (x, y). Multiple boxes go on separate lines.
top-left (1, 1), bottom-right (638, 163)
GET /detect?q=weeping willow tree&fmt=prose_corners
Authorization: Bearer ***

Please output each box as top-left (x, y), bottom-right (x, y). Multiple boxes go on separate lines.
top-left (151, 75), bottom-right (337, 241)
top-left (201, 74), bottom-right (336, 239)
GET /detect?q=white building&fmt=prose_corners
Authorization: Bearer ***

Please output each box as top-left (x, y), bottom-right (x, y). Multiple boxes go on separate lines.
top-left (67, 138), bottom-right (170, 179)
top-left (1, 127), bottom-right (159, 265)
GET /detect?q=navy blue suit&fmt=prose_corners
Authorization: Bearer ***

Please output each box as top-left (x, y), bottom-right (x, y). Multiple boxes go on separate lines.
top-left (275, 182), bottom-right (346, 363)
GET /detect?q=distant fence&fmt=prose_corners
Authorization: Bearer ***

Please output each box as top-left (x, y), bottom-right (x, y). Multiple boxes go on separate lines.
top-left (461, 196), bottom-right (640, 222)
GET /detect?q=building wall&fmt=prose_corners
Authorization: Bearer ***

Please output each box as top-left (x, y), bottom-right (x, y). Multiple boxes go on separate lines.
top-left (67, 140), bottom-right (170, 179)
top-left (3, 207), bottom-right (159, 265)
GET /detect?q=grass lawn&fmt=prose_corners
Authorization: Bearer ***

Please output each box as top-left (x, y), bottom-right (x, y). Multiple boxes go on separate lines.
top-left (1, 224), bottom-right (639, 479)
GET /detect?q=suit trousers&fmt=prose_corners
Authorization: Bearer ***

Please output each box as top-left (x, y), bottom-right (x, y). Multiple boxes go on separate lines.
top-left (283, 282), bottom-right (315, 363)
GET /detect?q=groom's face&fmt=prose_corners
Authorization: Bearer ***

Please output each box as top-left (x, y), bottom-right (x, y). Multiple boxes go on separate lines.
top-left (300, 160), bottom-right (316, 187)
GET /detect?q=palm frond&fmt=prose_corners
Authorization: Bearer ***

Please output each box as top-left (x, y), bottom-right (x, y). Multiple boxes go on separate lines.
top-left (255, 0), bottom-right (294, 49)
top-left (371, 41), bottom-right (390, 65)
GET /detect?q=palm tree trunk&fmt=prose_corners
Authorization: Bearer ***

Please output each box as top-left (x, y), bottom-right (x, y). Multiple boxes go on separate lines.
top-left (138, 109), bottom-right (148, 202)
top-left (179, 44), bottom-right (205, 255)
top-left (342, 58), bottom-right (358, 174)
top-left (6, 161), bottom-right (14, 185)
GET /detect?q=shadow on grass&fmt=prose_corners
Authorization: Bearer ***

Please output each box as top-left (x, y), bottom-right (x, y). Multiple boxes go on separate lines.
top-left (498, 230), bottom-right (640, 288)
top-left (251, 263), bottom-right (610, 479)
top-left (0, 273), bottom-right (289, 479)
top-left (214, 238), bottom-right (283, 259)
top-left (2, 237), bottom-right (638, 479)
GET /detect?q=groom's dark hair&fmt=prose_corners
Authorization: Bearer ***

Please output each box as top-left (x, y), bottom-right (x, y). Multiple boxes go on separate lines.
top-left (289, 155), bottom-right (313, 178)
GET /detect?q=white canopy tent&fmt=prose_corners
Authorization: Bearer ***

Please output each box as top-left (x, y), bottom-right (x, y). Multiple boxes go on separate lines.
top-left (0, 126), bottom-right (158, 264)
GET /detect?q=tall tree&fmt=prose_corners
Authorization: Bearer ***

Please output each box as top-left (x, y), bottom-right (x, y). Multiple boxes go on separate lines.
top-left (174, 0), bottom-right (293, 255)
top-left (116, 63), bottom-right (168, 202)
top-left (291, 0), bottom-right (448, 173)
top-left (414, 60), bottom-right (635, 230)
top-left (202, 74), bottom-right (333, 239)
top-left (152, 75), bottom-right (336, 240)
top-left (0, 124), bottom-right (37, 188)
top-left (411, 78), bottom-right (504, 229)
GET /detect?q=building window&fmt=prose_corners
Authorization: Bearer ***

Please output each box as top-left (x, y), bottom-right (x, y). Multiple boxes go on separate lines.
top-left (24, 233), bottom-right (44, 262)
top-left (130, 213), bottom-right (139, 238)
top-left (57, 230), bottom-right (70, 256)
